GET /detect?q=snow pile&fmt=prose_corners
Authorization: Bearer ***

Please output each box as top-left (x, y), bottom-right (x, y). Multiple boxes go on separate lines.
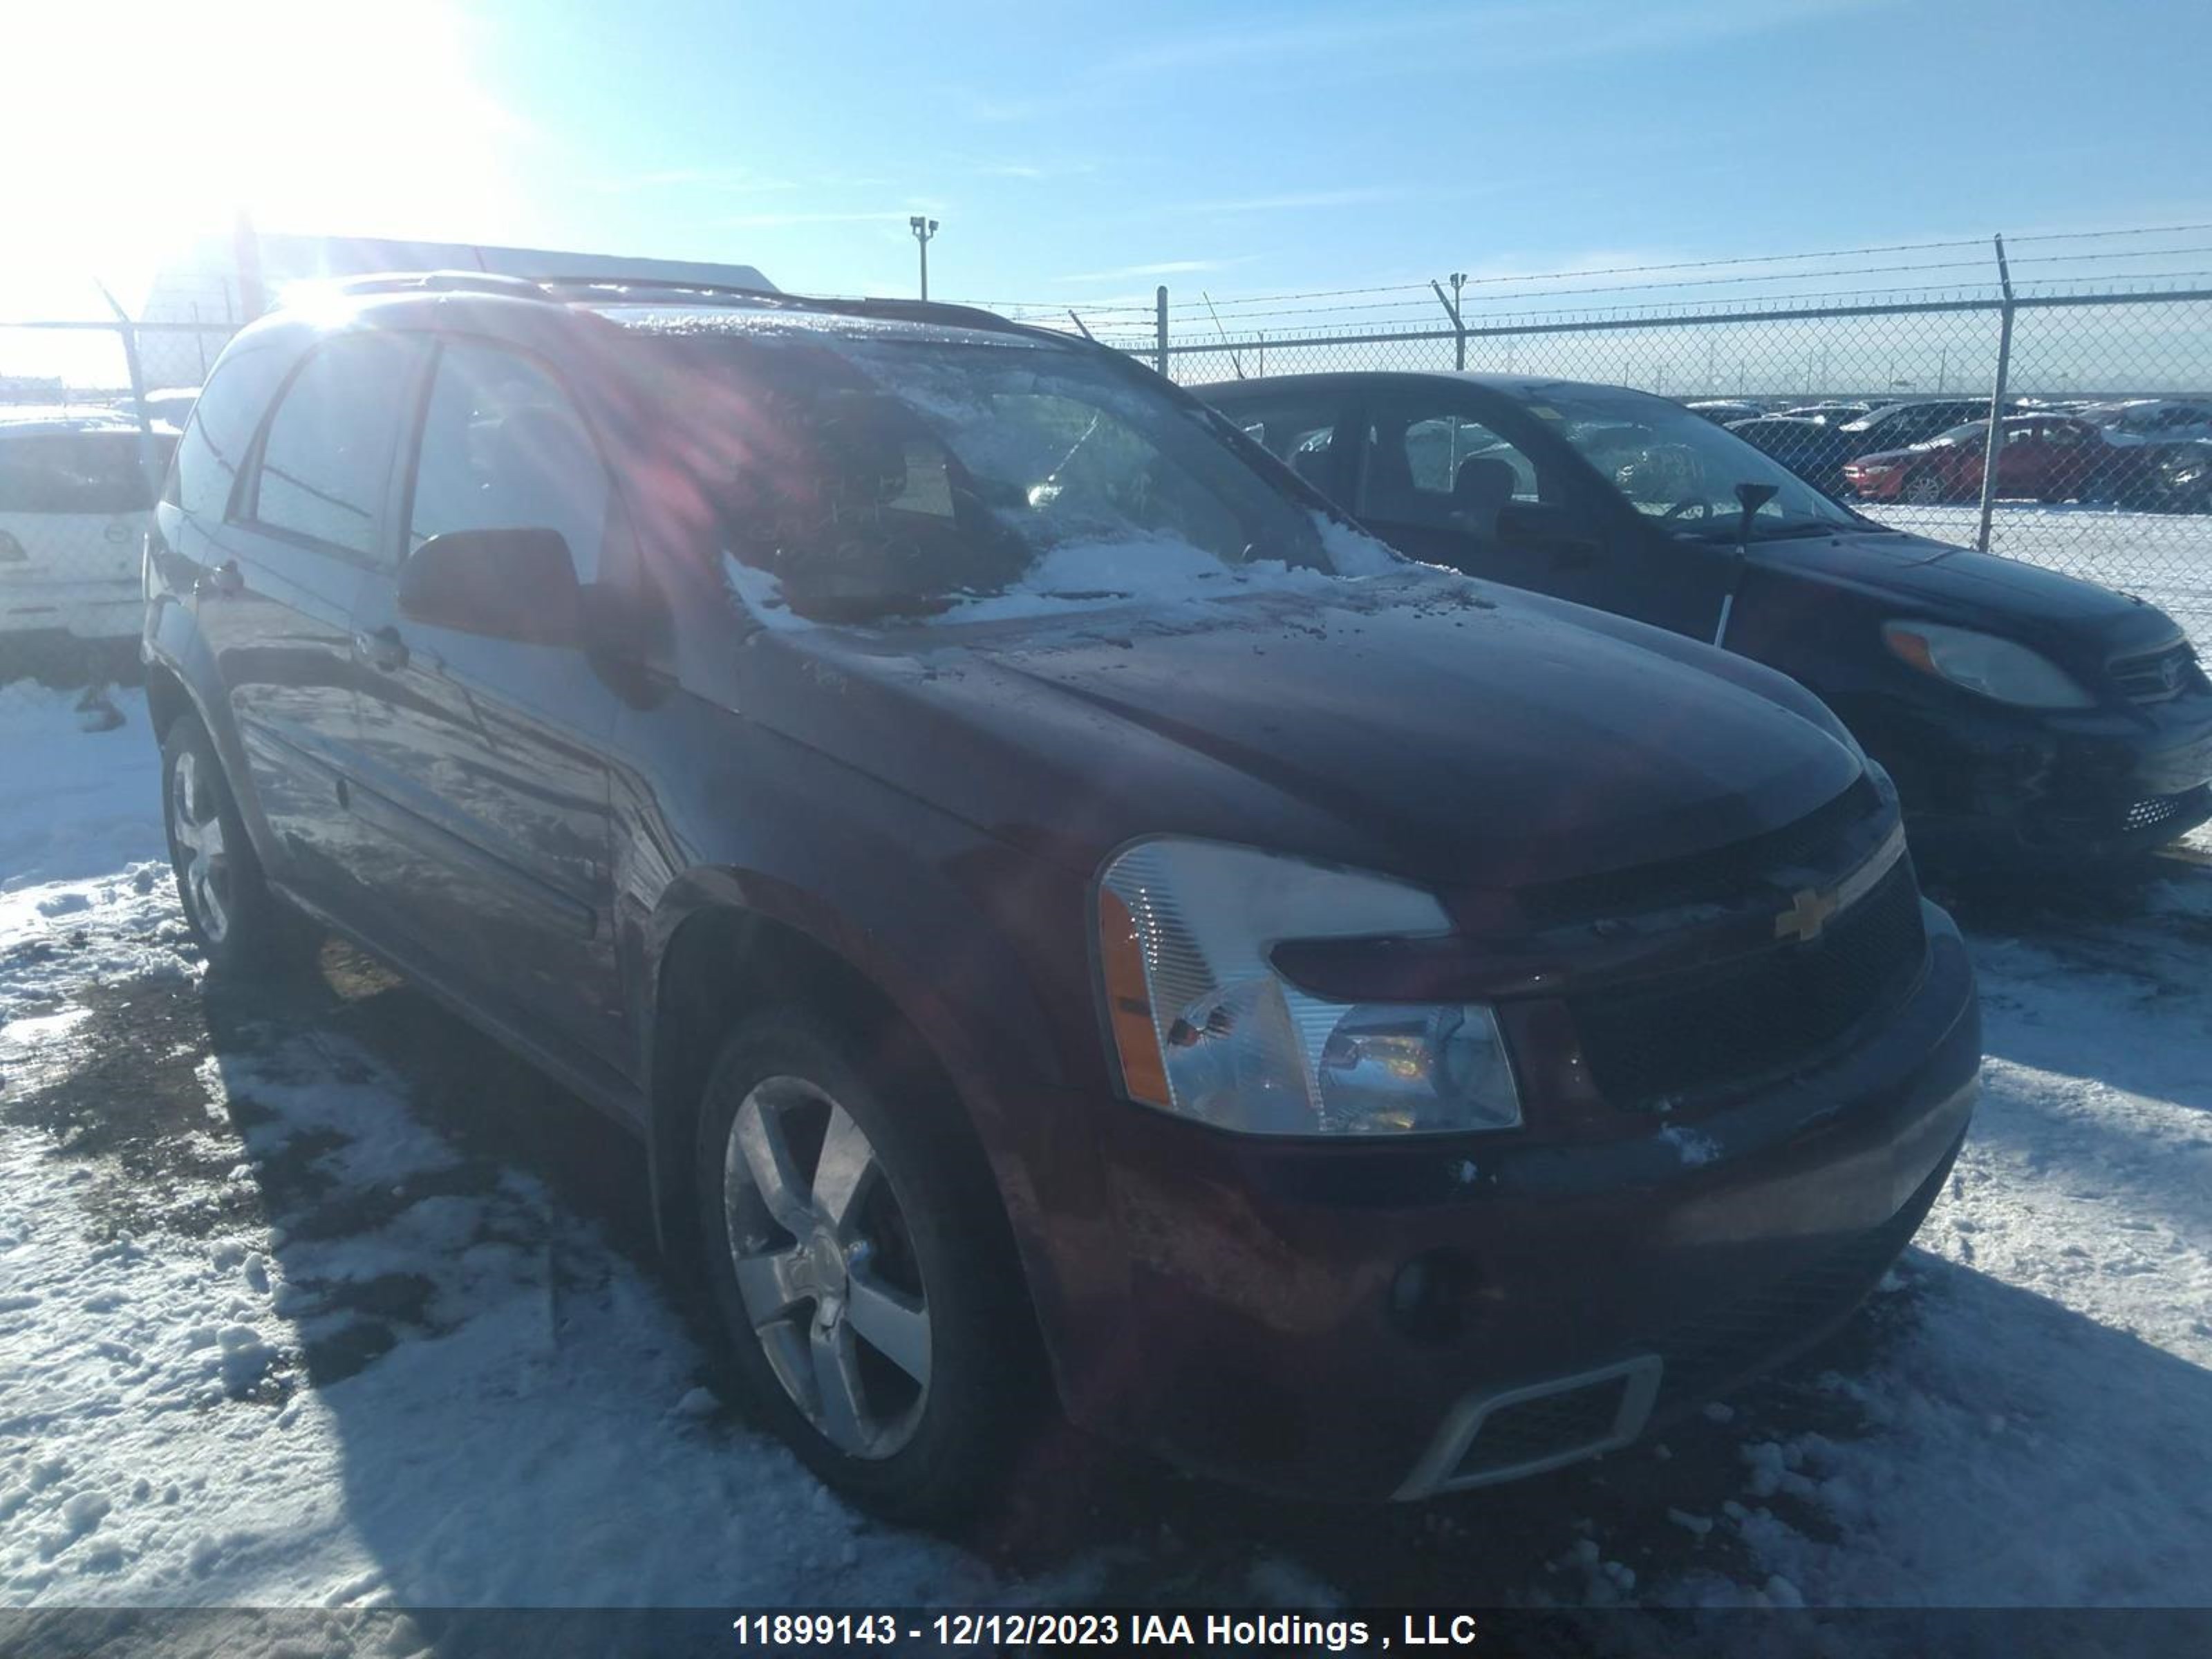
top-left (1652, 870), bottom-right (2212, 1609)
top-left (0, 690), bottom-right (1006, 1610)
top-left (4, 684), bottom-right (2211, 1622)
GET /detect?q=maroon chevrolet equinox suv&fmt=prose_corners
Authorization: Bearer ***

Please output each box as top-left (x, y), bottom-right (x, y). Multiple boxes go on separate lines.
top-left (141, 273), bottom-right (1980, 1519)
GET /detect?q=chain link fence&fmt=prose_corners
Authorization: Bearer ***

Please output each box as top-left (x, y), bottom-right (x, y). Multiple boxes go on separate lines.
top-left (1047, 266), bottom-right (2212, 652)
top-left (1, 308), bottom-right (234, 703)
top-left (9, 235), bottom-right (2212, 709)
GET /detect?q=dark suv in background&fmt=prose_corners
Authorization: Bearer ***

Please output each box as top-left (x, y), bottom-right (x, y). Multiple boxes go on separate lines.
top-left (144, 276), bottom-right (1978, 1517)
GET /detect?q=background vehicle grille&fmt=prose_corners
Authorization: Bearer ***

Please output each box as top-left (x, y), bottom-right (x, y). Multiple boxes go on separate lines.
top-left (1566, 861), bottom-right (1927, 1110)
top-left (2108, 641), bottom-right (2205, 704)
top-left (2121, 787), bottom-right (2206, 834)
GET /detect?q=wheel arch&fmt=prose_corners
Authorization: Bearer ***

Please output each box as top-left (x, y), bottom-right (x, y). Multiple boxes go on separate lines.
top-left (639, 879), bottom-right (1035, 1315)
top-left (142, 657), bottom-right (194, 742)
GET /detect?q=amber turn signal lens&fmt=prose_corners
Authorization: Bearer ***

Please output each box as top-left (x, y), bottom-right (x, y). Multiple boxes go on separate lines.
top-left (1097, 885), bottom-right (1170, 1107)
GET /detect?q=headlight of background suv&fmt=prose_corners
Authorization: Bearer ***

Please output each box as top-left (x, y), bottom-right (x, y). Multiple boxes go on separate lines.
top-left (1096, 838), bottom-right (1520, 1136)
top-left (1882, 621), bottom-right (2095, 709)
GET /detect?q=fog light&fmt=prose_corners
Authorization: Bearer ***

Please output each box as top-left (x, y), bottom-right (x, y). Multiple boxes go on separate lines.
top-left (1389, 1248), bottom-right (1481, 1342)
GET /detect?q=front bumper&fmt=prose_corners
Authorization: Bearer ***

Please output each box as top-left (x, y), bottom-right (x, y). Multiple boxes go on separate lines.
top-left (1869, 686), bottom-right (2212, 867)
top-left (1044, 907), bottom-right (1980, 1501)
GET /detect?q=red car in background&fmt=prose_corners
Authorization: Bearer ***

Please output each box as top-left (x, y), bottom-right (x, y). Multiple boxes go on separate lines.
top-left (1844, 414), bottom-right (2109, 504)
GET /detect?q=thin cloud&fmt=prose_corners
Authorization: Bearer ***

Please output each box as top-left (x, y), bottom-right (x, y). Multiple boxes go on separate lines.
top-left (723, 208), bottom-right (943, 229)
top-left (1109, 0), bottom-right (1895, 75)
top-left (973, 0), bottom-right (1899, 121)
top-left (1171, 187), bottom-right (1417, 215)
top-left (1058, 257), bottom-right (1250, 283)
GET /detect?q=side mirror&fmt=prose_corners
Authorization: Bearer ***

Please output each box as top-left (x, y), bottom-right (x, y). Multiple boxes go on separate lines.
top-left (398, 527), bottom-right (582, 647)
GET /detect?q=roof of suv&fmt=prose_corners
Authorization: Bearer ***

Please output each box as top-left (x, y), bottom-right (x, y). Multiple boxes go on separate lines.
top-left (275, 271), bottom-right (1089, 357)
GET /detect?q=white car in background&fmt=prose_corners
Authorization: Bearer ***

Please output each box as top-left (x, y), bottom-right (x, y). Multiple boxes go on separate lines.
top-left (2074, 398), bottom-right (2212, 444)
top-left (137, 387), bottom-right (201, 430)
top-left (0, 409), bottom-right (174, 644)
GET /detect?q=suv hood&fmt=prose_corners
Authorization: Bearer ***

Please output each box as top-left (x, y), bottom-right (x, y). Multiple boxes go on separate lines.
top-left (741, 570), bottom-right (1862, 889)
top-left (1752, 527), bottom-right (2180, 651)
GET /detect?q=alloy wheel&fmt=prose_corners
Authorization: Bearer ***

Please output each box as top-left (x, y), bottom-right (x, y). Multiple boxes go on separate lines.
top-left (722, 1076), bottom-right (932, 1459)
top-left (169, 749), bottom-right (232, 946)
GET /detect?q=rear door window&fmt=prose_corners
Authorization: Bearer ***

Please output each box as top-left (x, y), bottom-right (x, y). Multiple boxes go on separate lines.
top-left (1357, 395), bottom-right (1553, 531)
top-left (249, 333), bottom-right (420, 558)
top-left (406, 339), bottom-right (612, 583)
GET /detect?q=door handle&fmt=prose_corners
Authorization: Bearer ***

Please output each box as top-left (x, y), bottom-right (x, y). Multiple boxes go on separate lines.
top-left (196, 559), bottom-right (243, 598)
top-left (353, 625), bottom-right (409, 672)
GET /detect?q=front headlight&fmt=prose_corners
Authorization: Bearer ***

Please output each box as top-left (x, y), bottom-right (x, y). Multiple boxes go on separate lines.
top-left (1096, 838), bottom-right (1521, 1136)
top-left (1882, 621), bottom-right (2095, 709)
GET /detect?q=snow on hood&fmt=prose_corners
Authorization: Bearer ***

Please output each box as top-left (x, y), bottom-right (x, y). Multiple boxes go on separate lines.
top-left (722, 510), bottom-right (1401, 630)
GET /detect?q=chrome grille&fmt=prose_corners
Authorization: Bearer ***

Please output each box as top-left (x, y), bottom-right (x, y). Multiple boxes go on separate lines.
top-left (2109, 641), bottom-right (2204, 704)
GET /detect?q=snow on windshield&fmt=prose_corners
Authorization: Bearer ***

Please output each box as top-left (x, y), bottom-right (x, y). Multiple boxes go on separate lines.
top-left (698, 328), bottom-right (1389, 624)
top-left (723, 509), bottom-right (1389, 630)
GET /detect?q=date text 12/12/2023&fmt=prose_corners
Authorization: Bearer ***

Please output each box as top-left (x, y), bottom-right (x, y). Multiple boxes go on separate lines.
top-left (729, 1612), bottom-right (1486, 1649)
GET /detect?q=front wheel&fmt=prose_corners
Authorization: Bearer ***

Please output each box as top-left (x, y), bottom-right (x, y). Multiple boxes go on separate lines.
top-left (160, 713), bottom-right (287, 972)
top-left (1902, 470), bottom-right (1947, 505)
top-left (693, 1010), bottom-right (1039, 1523)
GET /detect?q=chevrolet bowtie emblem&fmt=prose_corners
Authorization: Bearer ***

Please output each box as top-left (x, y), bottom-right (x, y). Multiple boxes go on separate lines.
top-left (1775, 885), bottom-right (1840, 944)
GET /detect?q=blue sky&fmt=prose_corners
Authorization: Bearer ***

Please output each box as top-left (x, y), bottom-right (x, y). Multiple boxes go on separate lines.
top-left (467, 0), bottom-right (2212, 308)
top-left (6, 0), bottom-right (2212, 319)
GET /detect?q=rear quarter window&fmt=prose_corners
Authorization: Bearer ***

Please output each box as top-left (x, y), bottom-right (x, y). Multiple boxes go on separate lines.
top-left (173, 343), bottom-right (292, 520)
top-left (0, 430), bottom-right (170, 514)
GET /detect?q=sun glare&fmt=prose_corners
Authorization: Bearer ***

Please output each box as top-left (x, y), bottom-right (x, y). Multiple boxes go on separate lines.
top-left (0, 0), bottom-right (521, 317)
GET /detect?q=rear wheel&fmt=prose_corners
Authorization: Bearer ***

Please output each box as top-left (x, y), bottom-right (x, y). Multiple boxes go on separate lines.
top-left (693, 1009), bottom-right (1038, 1522)
top-left (160, 713), bottom-right (286, 972)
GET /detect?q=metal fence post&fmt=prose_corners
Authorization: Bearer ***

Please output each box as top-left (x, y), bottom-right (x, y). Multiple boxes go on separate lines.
top-left (1974, 234), bottom-right (2015, 555)
top-left (1430, 275), bottom-right (1467, 371)
top-left (1154, 286), bottom-right (1169, 375)
top-left (94, 282), bottom-right (161, 502)
top-left (233, 210), bottom-right (265, 321)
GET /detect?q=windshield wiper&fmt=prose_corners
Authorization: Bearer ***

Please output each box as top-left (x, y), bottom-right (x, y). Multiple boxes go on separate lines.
top-left (1745, 521), bottom-right (1848, 542)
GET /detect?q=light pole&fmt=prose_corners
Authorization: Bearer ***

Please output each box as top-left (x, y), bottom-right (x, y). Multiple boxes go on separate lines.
top-left (909, 216), bottom-right (939, 301)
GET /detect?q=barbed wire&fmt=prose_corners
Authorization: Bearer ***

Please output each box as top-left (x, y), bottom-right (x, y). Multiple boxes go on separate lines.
top-left (951, 225), bottom-right (2212, 330)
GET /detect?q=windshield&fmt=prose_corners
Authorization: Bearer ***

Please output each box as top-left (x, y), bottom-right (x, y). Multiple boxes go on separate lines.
top-left (1515, 384), bottom-right (1866, 538)
top-left (661, 329), bottom-right (1353, 620)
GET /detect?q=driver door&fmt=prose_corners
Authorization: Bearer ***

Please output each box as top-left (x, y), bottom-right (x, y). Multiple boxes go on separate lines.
top-left (1347, 386), bottom-right (1730, 638)
top-left (344, 335), bottom-right (628, 1076)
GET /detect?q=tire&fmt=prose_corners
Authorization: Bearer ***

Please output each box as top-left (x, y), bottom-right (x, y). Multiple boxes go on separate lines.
top-left (693, 1008), bottom-right (1040, 1524)
top-left (160, 713), bottom-right (287, 972)
top-left (1902, 470), bottom-right (1947, 505)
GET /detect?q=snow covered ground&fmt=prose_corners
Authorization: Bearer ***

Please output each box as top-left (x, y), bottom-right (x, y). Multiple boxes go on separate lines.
top-left (3, 688), bottom-right (2209, 1632)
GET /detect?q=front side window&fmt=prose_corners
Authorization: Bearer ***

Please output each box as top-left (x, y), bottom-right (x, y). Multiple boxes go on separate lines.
top-left (252, 333), bottom-right (418, 556)
top-left (659, 330), bottom-right (1353, 620)
top-left (1511, 383), bottom-right (1866, 541)
top-left (408, 341), bottom-right (610, 583)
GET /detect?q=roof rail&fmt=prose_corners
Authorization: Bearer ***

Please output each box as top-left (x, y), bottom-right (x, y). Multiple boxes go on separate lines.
top-left (317, 270), bottom-right (559, 302)
top-left (534, 276), bottom-right (1047, 344)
